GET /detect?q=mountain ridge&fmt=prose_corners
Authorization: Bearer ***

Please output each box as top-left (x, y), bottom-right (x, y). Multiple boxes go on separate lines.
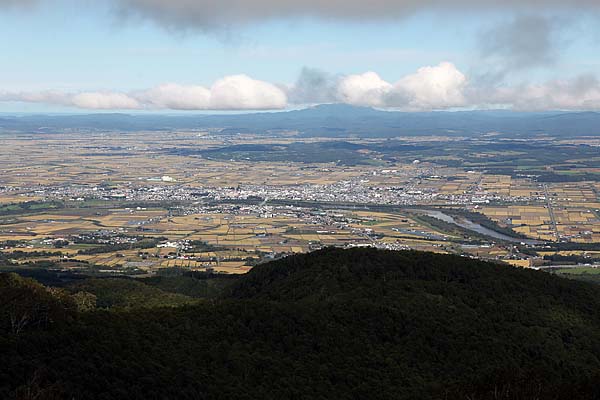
top-left (1, 104), bottom-right (599, 137)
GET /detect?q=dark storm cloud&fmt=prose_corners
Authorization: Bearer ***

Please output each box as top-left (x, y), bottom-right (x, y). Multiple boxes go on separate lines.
top-left (2, 1), bottom-right (597, 33)
top-left (114, 0), bottom-right (598, 31)
top-left (0, 0), bottom-right (36, 6)
top-left (287, 67), bottom-right (339, 104)
top-left (479, 15), bottom-right (562, 73)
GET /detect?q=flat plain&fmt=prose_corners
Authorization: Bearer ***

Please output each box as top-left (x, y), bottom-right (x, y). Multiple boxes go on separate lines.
top-left (1, 129), bottom-right (598, 275)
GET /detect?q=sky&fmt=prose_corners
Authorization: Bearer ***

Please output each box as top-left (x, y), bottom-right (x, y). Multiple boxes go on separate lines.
top-left (0, 0), bottom-right (599, 112)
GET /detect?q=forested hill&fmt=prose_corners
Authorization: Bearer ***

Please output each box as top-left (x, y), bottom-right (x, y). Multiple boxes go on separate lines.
top-left (2, 248), bottom-right (600, 399)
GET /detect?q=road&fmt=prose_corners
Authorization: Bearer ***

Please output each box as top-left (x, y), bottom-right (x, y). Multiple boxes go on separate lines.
top-left (543, 184), bottom-right (560, 241)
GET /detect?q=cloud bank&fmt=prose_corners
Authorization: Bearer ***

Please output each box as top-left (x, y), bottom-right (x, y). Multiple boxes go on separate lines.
top-left (113, 0), bottom-right (599, 31)
top-left (0, 75), bottom-right (287, 111)
top-left (2, 1), bottom-right (597, 30)
top-left (335, 62), bottom-right (467, 110)
top-left (3, 63), bottom-right (600, 112)
top-left (0, 0), bottom-right (35, 6)
top-left (479, 15), bottom-right (559, 71)
top-left (472, 75), bottom-right (600, 111)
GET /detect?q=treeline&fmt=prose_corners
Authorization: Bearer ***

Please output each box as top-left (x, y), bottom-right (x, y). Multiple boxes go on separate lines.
top-left (411, 214), bottom-right (490, 244)
top-left (77, 238), bottom-right (162, 255)
top-left (0, 201), bottom-right (63, 216)
top-left (535, 172), bottom-right (600, 182)
top-left (543, 254), bottom-right (600, 264)
top-left (531, 242), bottom-right (600, 252)
top-left (446, 208), bottom-right (528, 239)
top-left (413, 214), bottom-right (471, 238)
top-left (66, 278), bottom-right (198, 309)
top-left (0, 273), bottom-right (95, 335)
top-left (0, 250), bottom-right (63, 262)
top-left (180, 240), bottom-right (222, 253)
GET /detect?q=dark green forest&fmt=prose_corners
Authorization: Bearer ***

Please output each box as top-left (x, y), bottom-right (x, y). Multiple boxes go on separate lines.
top-left (2, 248), bottom-right (600, 399)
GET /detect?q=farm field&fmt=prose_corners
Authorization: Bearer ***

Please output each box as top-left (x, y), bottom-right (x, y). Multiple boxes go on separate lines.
top-left (0, 130), bottom-right (598, 275)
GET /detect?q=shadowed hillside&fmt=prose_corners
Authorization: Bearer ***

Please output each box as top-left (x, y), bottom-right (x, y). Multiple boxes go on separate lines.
top-left (2, 248), bottom-right (600, 399)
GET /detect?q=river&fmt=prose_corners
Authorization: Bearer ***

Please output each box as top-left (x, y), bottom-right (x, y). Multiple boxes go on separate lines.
top-left (417, 209), bottom-right (543, 245)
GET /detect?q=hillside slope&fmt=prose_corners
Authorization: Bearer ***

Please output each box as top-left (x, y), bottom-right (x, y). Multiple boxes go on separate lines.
top-left (67, 278), bottom-right (199, 309)
top-left (2, 248), bottom-right (600, 399)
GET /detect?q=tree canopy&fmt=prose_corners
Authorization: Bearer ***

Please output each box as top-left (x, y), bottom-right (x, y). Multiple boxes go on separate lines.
top-left (2, 248), bottom-right (600, 399)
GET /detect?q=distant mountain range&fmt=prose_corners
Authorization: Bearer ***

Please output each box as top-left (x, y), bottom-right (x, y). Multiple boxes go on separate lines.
top-left (1, 104), bottom-right (599, 137)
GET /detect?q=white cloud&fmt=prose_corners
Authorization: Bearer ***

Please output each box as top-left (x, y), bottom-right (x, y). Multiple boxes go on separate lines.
top-left (136, 83), bottom-right (211, 110)
top-left (0, 90), bottom-right (72, 106)
top-left (0, 75), bottom-right (287, 111)
top-left (208, 74), bottom-right (287, 110)
top-left (333, 62), bottom-right (467, 110)
top-left (71, 92), bottom-right (140, 110)
top-left (4, 66), bottom-right (600, 111)
top-left (392, 62), bottom-right (467, 110)
top-left (336, 72), bottom-right (392, 107)
top-left (481, 75), bottom-right (600, 111)
top-left (0, 90), bottom-right (140, 110)
top-left (135, 75), bottom-right (287, 110)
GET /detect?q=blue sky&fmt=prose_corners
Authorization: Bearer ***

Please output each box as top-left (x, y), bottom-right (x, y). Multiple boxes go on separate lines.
top-left (0, 1), bottom-right (599, 112)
